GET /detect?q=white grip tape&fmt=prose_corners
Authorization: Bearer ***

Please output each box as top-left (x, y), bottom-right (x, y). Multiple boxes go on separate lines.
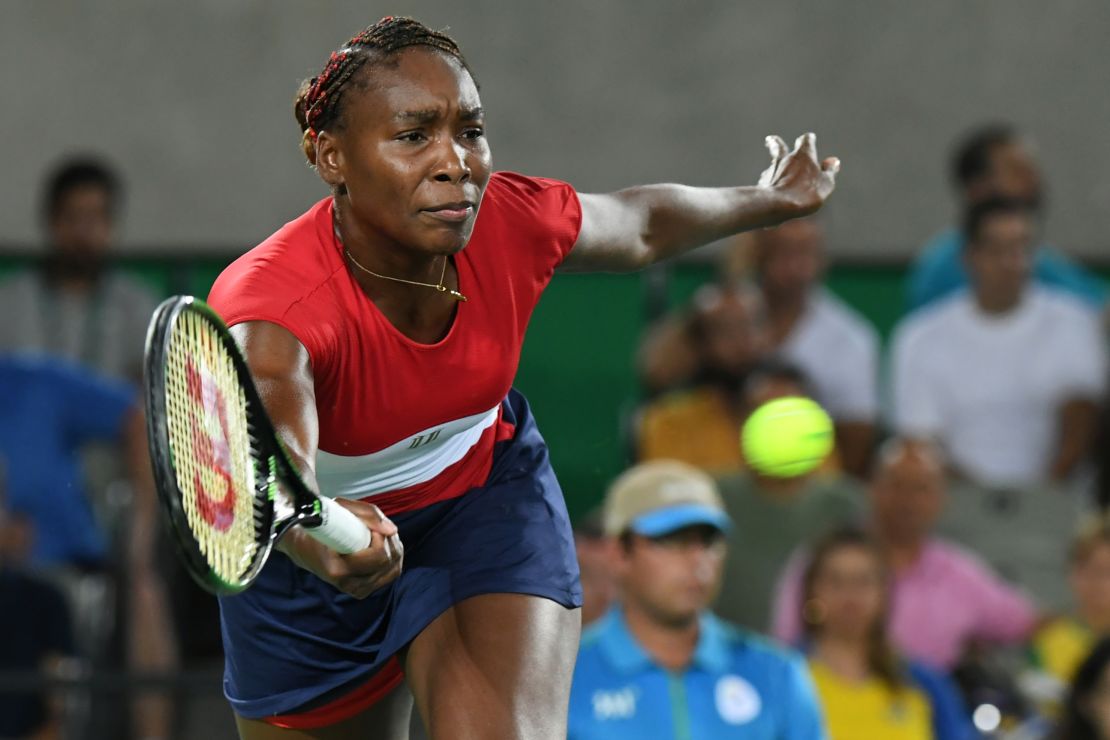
top-left (307, 496), bottom-right (373, 554)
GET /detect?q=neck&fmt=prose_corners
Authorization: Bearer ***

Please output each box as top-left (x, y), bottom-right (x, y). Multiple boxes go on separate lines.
top-left (333, 199), bottom-right (445, 295)
top-left (763, 288), bottom-right (807, 344)
top-left (1079, 609), bottom-right (1110, 634)
top-left (43, 257), bottom-right (99, 295)
top-left (752, 472), bottom-right (807, 499)
top-left (622, 600), bottom-right (700, 672)
top-left (876, 529), bottom-right (927, 573)
top-left (974, 289), bottom-right (1023, 315)
top-left (812, 634), bottom-right (871, 681)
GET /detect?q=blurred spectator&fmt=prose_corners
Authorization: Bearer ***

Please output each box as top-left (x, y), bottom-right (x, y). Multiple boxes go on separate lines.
top-left (773, 439), bottom-right (1037, 672)
top-left (802, 527), bottom-right (977, 740)
top-left (748, 218), bottom-right (881, 477)
top-left (891, 197), bottom-right (1106, 488)
top-left (575, 508), bottom-right (618, 628)
top-left (0, 471), bottom-right (75, 740)
top-left (1032, 518), bottom-right (1110, 687)
top-left (906, 123), bottom-right (1107, 314)
top-left (714, 360), bottom-right (864, 632)
top-left (569, 461), bottom-right (825, 739)
top-left (1055, 637), bottom-right (1110, 740)
top-left (0, 354), bottom-right (176, 740)
top-left (0, 156), bottom-right (158, 381)
top-left (636, 283), bottom-right (767, 474)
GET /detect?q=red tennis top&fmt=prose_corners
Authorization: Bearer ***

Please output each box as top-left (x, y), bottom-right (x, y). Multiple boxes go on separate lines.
top-left (207, 172), bottom-right (581, 515)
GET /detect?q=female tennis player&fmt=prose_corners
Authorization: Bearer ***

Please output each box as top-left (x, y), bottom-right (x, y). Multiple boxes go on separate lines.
top-left (207, 16), bottom-right (838, 740)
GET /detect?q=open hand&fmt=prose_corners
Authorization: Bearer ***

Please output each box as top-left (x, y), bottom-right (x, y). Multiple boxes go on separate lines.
top-left (758, 133), bottom-right (840, 217)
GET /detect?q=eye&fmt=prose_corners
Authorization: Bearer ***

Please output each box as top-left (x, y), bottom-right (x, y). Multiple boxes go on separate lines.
top-left (396, 131), bottom-right (427, 143)
top-left (461, 127), bottom-right (485, 141)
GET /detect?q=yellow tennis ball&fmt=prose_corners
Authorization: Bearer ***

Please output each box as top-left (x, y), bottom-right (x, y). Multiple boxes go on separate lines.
top-left (740, 396), bottom-right (834, 478)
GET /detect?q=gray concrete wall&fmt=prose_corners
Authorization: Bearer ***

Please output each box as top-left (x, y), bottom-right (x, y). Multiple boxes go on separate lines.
top-left (3, 0), bottom-right (1109, 256)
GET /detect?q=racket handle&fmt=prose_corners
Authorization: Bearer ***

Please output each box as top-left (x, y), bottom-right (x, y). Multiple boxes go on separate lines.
top-left (306, 496), bottom-right (373, 554)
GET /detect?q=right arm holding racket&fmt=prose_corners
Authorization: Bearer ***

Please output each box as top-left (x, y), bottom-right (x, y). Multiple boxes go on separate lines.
top-left (144, 297), bottom-right (402, 598)
top-left (230, 321), bottom-right (404, 599)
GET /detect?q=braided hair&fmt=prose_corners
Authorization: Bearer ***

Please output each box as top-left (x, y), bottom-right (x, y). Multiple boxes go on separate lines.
top-left (294, 16), bottom-right (471, 167)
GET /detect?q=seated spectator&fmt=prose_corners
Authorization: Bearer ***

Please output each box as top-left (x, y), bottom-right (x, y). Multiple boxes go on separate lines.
top-left (1033, 518), bottom-right (1110, 687)
top-left (575, 508), bottom-right (618, 628)
top-left (773, 439), bottom-right (1038, 672)
top-left (636, 283), bottom-right (767, 474)
top-left (0, 481), bottom-right (75, 740)
top-left (802, 527), bottom-right (976, 740)
top-left (0, 354), bottom-right (175, 740)
top-left (749, 218), bottom-right (880, 477)
top-left (1054, 637), bottom-right (1110, 740)
top-left (0, 156), bottom-right (158, 380)
top-left (906, 123), bottom-right (1107, 314)
top-left (714, 361), bottom-right (864, 631)
top-left (891, 197), bottom-right (1106, 488)
top-left (569, 460), bottom-right (825, 739)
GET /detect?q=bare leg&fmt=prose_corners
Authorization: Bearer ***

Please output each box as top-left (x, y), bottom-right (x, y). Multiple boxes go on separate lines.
top-left (404, 593), bottom-right (581, 740)
top-left (234, 681), bottom-right (413, 740)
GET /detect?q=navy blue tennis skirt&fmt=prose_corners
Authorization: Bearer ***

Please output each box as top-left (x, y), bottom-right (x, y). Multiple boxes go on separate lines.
top-left (219, 389), bottom-right (583, 719)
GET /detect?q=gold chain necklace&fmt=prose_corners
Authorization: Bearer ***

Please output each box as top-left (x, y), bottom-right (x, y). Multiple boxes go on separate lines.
top-left (337, 226), bottom-right (468, 302)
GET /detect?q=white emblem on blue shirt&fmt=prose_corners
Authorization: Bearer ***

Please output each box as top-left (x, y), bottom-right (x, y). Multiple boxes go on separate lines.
top-left (592, 687), bottom-right (637, 720)
top-left (715, 675), bottom-right (761, 725)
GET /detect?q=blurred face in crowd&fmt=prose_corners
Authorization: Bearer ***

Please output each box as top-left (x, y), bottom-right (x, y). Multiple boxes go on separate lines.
top-left (617, 525), bottom-right (726, 628)
top-left (870, 443), bottom-right (946, 547)
top-left (690, 287), bottom-right (766, 379)
top-left (742, 374), bottom-right (808, 417)
top-left (1071, 540), bottom-right (1110, 631)
top-left (48, 184), bottom-right (116, 265)
top-left (966, 139), bottom-right (1043, 206)
top-left (964, 211), bottom-right (1034, 312)
top-left (808, 544), bottom-right (886, 643)
top-left (577, 532), bottom-right (618, 627)
top-left (754, 218), bottom-right (824, 304)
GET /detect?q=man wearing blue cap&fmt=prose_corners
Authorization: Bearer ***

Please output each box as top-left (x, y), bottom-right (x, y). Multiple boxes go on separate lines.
top-left (569, 460), bottom-right (827, 739)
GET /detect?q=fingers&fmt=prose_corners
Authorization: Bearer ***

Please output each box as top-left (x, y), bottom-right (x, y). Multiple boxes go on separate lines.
top-left (822, 156), bottom-right (841, 175)
top-left (338, 499), bottom-right (398, 537)
top-left (765, 135), bottom-right (788, 162)
top-left (795, 132), bottom-right (817, 159)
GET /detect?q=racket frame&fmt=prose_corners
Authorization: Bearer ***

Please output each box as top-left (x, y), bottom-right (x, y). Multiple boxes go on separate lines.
top-left (144, 296), bottom-right (328, 594)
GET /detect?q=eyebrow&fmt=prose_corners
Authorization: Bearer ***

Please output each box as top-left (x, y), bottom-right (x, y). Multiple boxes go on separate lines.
top-left (394, 106), bottom-right (484, 124)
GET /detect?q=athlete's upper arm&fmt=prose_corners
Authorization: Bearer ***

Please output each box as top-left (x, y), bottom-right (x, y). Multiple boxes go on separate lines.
top-left (229, 321), bottom-right (320, 483)
top-left (559, 191), bottom-right (652, 273)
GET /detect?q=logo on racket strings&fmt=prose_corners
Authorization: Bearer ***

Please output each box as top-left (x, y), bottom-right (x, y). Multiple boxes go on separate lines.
top-left (185, 359), bottom-right (237, 532)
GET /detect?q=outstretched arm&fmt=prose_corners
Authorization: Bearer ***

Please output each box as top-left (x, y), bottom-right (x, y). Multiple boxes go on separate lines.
top-left (561, 133), bottom-right (839, 273)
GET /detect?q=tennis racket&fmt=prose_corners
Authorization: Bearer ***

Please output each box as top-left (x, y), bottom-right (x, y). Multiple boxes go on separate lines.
top-left (143, 295), bottom-right (371, 595)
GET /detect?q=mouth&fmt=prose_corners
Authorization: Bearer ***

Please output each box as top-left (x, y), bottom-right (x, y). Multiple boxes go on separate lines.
top-left (421, 201), bottom-right (476, 223)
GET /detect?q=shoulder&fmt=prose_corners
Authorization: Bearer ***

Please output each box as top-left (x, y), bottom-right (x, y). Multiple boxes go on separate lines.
top-left (641, 387), bottom-right (720, 422)
top-left (1033, 286), bottom-right (1100, 323)
top-left (103, 270), bottom-right (158, 301)
top-left (892, 292), bottom-right (968, 348)
top-left (810, 292), bottom-right (879, 351)
top-left (712, 616), bottom-right (806, 672)
top-left (479, 172), bottom-right (581, 233)
top-left (208, 199), bottom-right (345, 325)
top-left (0, 268), bottom-right (39, 297)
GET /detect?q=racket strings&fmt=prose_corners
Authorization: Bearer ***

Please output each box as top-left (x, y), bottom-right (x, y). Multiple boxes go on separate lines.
top-left (163, 309), bottom-right (265, 587)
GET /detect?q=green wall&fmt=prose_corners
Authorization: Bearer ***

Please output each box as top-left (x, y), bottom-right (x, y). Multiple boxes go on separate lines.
top-left (1, 253), bottom-right (1099, 521)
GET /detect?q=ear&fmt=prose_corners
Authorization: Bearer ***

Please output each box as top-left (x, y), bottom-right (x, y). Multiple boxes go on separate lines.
top-left (313, 131), bottom-right (346, 191)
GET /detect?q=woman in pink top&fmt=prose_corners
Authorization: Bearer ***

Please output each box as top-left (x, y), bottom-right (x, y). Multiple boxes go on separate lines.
top-left (772, 439), bottom-right (1037, 669)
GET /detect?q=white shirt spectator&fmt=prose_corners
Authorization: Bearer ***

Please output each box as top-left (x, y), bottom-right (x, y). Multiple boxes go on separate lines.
top-left (891, 287), bottom-right (1106, 486)
top-left (778, 289), bottom-right (880, 422)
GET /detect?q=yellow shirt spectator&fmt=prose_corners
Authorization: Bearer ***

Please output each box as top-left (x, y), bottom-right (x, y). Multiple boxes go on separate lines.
top-left (808, 659), bottom-right (933, 740)
top-left (1032, 617), bottom-right (1093, 684)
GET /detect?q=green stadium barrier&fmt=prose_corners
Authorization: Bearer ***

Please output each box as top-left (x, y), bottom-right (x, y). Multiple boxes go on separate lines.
top-left (2, 252), bottom-right (1103, 521)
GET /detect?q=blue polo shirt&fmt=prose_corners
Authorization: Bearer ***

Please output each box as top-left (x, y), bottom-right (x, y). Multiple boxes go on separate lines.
top-left (0, 356), bottom-right (135, 566)
top-left (570, 608), bottom-right (827, 740)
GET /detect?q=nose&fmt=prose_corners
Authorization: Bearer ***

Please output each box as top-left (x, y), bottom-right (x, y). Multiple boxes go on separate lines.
top-left (431, 138), bottom-right (471, 184)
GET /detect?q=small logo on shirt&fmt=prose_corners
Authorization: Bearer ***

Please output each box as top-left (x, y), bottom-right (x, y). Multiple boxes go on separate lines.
top-left (408, 429), bottom-right (442, 449)
top-left (715, 675), bottom-right (761, 725)
top-left (592, 687), bottom-right (638, 720)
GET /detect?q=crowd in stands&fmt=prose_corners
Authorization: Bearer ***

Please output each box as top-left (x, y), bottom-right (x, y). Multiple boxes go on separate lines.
top-left (579, 124), bottom-right (1110, 739)
top-left (4, 122), bottom-right (1109, 740)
